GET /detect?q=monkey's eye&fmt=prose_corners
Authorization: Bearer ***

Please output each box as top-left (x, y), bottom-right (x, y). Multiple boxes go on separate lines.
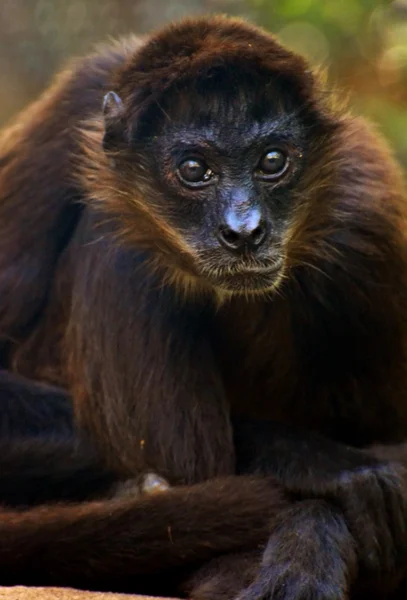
top-left (177, 158), bottom-right (214, 186)
top-left (256, 149), bottom-right (289, 180)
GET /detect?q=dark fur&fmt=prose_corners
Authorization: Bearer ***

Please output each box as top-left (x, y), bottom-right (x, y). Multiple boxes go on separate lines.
top-left (0, 14), bottom-right (407, 600)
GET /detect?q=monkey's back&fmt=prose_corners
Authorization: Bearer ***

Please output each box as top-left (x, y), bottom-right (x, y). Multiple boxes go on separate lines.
top-left (0, 36), bottom-right (143, 357)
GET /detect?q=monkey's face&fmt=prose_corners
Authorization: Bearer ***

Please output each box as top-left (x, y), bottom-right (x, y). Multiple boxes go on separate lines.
top-left (99, 18), bottom-right (335, 296)
top-left (130, 74), bottom-right (318, 295)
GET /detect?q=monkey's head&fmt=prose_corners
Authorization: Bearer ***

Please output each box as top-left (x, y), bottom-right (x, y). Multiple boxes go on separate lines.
top-left (97, 16), bottom-right (338, 296)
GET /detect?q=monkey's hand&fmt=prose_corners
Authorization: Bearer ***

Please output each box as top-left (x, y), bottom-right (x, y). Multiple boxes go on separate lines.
top-left (281, 447), bottom-right (407, 576)
top-left (234, 420), bottom-right (407, 578)
top-left (237, 501), bottom-right (357, 600)
top-left (320, 459), bottom-right (407, 575)
top-left (186, 501), bottom-right (357, 600)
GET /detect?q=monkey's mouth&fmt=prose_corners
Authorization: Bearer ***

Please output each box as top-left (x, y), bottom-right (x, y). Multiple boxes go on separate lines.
top-left (202, 258), bottom-right (285, 294)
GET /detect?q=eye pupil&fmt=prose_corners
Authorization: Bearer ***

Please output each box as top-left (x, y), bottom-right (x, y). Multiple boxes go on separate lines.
top-left (258, 149), bottom-right (288, 177)
top-left (178, 159), bottom-right (210, 184)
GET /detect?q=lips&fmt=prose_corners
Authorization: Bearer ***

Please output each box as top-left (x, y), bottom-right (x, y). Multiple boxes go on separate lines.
top-left (233, 259), bottom-right (283, 276)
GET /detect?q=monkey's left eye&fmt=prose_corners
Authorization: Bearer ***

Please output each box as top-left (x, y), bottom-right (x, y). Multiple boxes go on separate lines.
top-left (256, 149), bottom-right (289, 180)
top-left (177, 158), bottom-right (214, 187)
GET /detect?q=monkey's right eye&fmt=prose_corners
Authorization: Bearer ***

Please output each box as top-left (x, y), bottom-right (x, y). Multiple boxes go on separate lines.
top-left (177, 158), bottom-right (214, 186)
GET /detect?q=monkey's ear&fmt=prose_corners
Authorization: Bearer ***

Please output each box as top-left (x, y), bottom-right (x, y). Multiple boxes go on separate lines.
top-left (102, 91), bottom-right (126, 151)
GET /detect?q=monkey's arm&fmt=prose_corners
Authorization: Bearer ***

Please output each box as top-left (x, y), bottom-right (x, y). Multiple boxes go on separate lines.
top-left (65, 212), bottom-right (234, 484)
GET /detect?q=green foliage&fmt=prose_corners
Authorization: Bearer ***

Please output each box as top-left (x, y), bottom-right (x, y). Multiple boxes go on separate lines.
top-left (250, 0), bottom-right (407, 167)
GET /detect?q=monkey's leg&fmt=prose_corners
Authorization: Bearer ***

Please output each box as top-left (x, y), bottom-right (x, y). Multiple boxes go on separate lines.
top-left (0, 370), bottom-right (169, 506)
top-left (0, 369), bottom-right (73, 437)
top-left (0, 435), bottom-right (122, 507)
top-left (0, 369), bottom-right (116, 506)
top-left (0, 476), bottom-right (287, 594)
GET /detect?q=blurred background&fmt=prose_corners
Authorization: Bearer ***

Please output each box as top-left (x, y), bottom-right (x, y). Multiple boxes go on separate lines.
top-left (0, 0), bottom-right (406, 166)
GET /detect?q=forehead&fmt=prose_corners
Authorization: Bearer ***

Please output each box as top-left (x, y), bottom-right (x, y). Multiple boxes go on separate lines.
top-left (139, 69), bottom-right (307, 147)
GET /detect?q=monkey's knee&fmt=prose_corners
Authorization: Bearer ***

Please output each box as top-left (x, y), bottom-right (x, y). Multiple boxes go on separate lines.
top-left (109, 471), bottom-right (171, 500)
top-left (141, 472), bottom-right (171, 495)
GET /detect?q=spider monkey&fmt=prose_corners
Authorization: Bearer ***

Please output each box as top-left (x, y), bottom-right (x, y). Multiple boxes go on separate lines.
top-left (0, 14), bottom-right (407, 600)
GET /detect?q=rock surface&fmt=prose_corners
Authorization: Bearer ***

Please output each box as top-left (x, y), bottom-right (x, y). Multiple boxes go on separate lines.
top-left (0, 588), bottom-right (174, 600)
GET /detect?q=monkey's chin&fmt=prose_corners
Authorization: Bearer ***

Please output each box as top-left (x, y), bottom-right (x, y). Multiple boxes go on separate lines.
top-left (207, 267), bottom-right (284, 296)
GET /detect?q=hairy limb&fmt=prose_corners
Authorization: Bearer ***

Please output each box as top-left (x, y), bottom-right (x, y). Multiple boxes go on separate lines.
top-left (0, 48), bottom-right (128, 349)
top-left (0, 371), bottom-right (359, 599)
top-left (0, 434), bottom-right (171, 507)
top-left (234, 418), bottom-right (407, 594)
top-left (367, 441), bottom-right (407, 464)
top-left (238, 501), bottom-right (357, 600)
top-left (0, 373), bottom-right (283, 595)
top-left (0, 369), bottom-right (117, 506)
top-left (0, 369), bottom-right (72, 437)
top-left (184, 501), bottom-right (357, 600)
top-left (184, 552), bottom-right (260, 600)
top-left (0, 435), bottom-right (121, 507)
top-left (0, 476), bottom-right (286, 593)
top-left (66, 212), bottom-right (234, 483)
top-left (0, 370), bottom-right (171, 506)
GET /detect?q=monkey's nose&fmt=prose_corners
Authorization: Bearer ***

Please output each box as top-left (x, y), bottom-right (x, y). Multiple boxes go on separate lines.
top-left (217, 208), bottom-right (268, 253)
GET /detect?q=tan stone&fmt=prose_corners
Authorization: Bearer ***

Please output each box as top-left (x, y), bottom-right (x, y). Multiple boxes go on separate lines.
top-left (0, 588), bottom-right (176, 600)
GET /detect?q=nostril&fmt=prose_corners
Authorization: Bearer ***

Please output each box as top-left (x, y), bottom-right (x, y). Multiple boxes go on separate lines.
top-left (250, 224), bottom-right (266, 246)
top-left (218, 226), bottom-right (241, 249)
